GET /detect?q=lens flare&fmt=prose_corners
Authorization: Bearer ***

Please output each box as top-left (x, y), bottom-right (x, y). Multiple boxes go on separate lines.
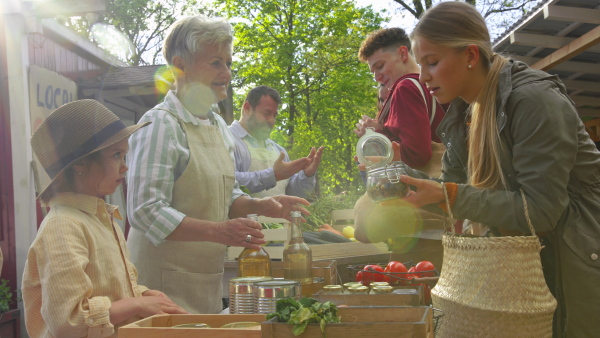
top-left (154, 66), bottom-right (177, 95)
top-left (354, 194), bottom-right (425, 245)
top-left (89, 23), bottom-right (135, 61)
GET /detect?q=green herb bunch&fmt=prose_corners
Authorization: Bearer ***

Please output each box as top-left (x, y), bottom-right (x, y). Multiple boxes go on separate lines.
top-left (303, 191), bottom-right (363, 232)
top-left (266, 297), bottom-right (340, 336)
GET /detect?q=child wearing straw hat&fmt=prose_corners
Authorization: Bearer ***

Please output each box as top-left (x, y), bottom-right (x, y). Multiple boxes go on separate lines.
top-left (22, 100), bottom-right (188, 338)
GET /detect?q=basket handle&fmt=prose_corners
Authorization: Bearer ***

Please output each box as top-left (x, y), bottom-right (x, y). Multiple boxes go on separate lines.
top-left (442, 186), bottom-right (537, 236)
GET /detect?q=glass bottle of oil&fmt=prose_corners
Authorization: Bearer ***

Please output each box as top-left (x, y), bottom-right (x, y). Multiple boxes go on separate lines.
top-left (283, 211), bottom-right (312, 285)
top-left (237, 214), bottom-right (272, 277)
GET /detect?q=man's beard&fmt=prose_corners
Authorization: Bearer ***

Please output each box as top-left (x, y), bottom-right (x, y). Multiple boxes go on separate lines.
top-left (248, 113), bottom-right (273, 141)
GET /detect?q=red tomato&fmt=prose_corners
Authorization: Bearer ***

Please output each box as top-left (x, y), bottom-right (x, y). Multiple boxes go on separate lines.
top-left (362, 264), bottom-right (385, 286)
top-left (355, 270), bottom-right (364, 283)
top-left (414, 261), bottom-right (436, 278)
top-left (384, 261), bottom-right (407, 285)
top-left (405, 267), bottom-right (418, 283)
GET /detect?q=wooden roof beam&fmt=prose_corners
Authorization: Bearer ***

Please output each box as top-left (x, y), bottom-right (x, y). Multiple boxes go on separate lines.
top-left (571, 96), bottom-right (600, 107)
top-left (578, 108), bottom-right (600, 118)
top-left (543, 5), bottom-right (600, 25)
top-left (515, 56), bottom-right (600, 75)
top-left (510, 33), bottom-right (600, 53)
top-left (530, 25), bottom-right (600, 71)
top-left (562, 79), bottom-right (600, 93)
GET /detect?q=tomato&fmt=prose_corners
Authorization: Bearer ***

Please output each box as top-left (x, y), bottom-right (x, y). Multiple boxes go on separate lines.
top-left (361, 264), bottom-right (385, 286)
top-left (405, 266), bottom-right (417, 283)
top-left (414, 261), bottom-right (436, 278)
top-left (355, 270), bottom-right (364, 283)
top-left (384, 261), bottom-right (407, 285)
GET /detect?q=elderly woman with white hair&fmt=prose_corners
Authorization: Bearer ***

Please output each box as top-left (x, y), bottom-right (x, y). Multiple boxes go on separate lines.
top-left (126, 15), bottom-right (310, 314)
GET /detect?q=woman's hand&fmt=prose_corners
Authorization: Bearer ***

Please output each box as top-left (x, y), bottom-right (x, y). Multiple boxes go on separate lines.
top-left (256, 195), bottom-right (310, 222)
top-left (215, 218), bottom-right (266, 250)
top-left (381, 175), bottom-right (444, 208)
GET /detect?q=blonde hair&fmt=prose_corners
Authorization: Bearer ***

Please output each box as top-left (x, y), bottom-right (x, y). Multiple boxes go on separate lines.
top-left (411, 1), bottom-right (507, 190)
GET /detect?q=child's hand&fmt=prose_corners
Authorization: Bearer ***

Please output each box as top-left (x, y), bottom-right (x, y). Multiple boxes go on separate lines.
top-left (138, 290), bottom-right (189, 316)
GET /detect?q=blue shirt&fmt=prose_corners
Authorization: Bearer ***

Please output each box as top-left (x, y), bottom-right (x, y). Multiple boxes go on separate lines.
top-left (229, 120), bottom-right (316, 198)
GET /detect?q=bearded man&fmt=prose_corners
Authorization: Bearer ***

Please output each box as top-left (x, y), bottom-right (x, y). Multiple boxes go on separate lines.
top-left (229, 86), bottom-right (324, 198)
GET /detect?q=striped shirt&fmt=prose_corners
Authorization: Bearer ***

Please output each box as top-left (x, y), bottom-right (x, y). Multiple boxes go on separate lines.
top-left (22, 193), bottom-right (148, 338)
top-left (126, 90), bottom-right (245, 245)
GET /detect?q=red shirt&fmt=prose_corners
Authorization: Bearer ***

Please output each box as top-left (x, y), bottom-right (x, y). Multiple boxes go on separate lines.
top-left (379, 73), bottom-right (445, 168)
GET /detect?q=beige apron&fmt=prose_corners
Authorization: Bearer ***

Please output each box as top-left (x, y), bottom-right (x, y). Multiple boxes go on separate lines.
top-left (128, 110), bottom-right (235, 314)
top-left (243, 138), bottom-right (288, 198)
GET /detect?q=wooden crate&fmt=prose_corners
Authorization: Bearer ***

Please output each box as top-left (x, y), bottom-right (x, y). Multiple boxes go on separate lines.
top-left (261, 306), bottom-right (433, 338)
top-left (311, 242), bottom-right (389, 260)
top-left (313, 287), bottom-right (422, 306)
top-left (119, 314), bottom-right (265, 338)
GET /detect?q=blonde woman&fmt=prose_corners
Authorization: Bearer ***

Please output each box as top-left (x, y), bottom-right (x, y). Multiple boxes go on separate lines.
top-left (126, 15), bottom-right (310, 315)
top-left (393, 2), bottom-right (600, 337)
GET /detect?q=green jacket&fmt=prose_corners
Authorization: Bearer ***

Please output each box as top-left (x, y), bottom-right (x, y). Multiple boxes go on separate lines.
top-left (431, 59), bottom-right (600, 336)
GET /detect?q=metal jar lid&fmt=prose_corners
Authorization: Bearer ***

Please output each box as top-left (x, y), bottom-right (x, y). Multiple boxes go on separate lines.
top-left (372, 285), bottom-right (394, 293)
top-left (229, 276), bottom-right (273, 294)
top-left (343, 282), bottom-right (362, 288)
top-left (253, 280), bottom-right (301, 298)
top-left (323, 285), bottom-right (343, 292)
top-left (347, 285), bottom-right (369, 293)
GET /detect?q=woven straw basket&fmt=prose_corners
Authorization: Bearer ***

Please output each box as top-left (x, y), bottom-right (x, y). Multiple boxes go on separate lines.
top-left (432, 189), bottom-right (557, 337)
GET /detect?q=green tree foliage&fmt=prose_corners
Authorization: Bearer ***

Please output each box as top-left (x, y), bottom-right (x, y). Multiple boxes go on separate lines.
top-left (65, 0), bottom-right (215, 65)
top-left (216, 0), bottom-right (385, 195)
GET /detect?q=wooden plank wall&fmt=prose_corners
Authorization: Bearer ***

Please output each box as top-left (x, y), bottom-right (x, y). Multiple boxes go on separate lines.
top-left (27, 33), bottom-right (104, 82)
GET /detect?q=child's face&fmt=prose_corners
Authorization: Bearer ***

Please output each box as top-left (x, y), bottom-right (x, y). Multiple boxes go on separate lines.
top-left (79, 138), bottom-right (129, 198)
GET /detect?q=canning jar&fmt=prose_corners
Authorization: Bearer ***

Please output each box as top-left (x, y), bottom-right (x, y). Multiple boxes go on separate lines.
top-left (347, 285), bottom-right (369, 295)
top-left (366, 162), bottom-right (410, 202)
top-left (371, 285), bottom-right (394, 294)
top-left (322, 285), bottom-right (344, 295)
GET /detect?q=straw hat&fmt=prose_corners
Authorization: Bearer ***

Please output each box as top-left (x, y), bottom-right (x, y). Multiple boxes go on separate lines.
top-left (31, 99), bottom-right (150, 196)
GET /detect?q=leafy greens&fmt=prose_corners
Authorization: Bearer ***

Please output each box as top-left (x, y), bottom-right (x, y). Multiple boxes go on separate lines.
top-left (266, 297), bottom-right (341, 336)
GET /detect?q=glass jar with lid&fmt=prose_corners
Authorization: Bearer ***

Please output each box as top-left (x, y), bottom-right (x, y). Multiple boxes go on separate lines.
top-left (347, 285), bottom-right (369, 295)
top-left (343, 281), bottom-right (362, 291)
top-left (371, 285), bottom-right (394, 294)
top-left (356, 128), bottom-right (409, 202)
top-left (322, 285), bottom-right (344, 295)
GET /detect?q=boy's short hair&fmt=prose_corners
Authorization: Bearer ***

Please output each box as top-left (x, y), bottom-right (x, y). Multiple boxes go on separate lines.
top-left (358, 28), bottom-right (411, 62)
